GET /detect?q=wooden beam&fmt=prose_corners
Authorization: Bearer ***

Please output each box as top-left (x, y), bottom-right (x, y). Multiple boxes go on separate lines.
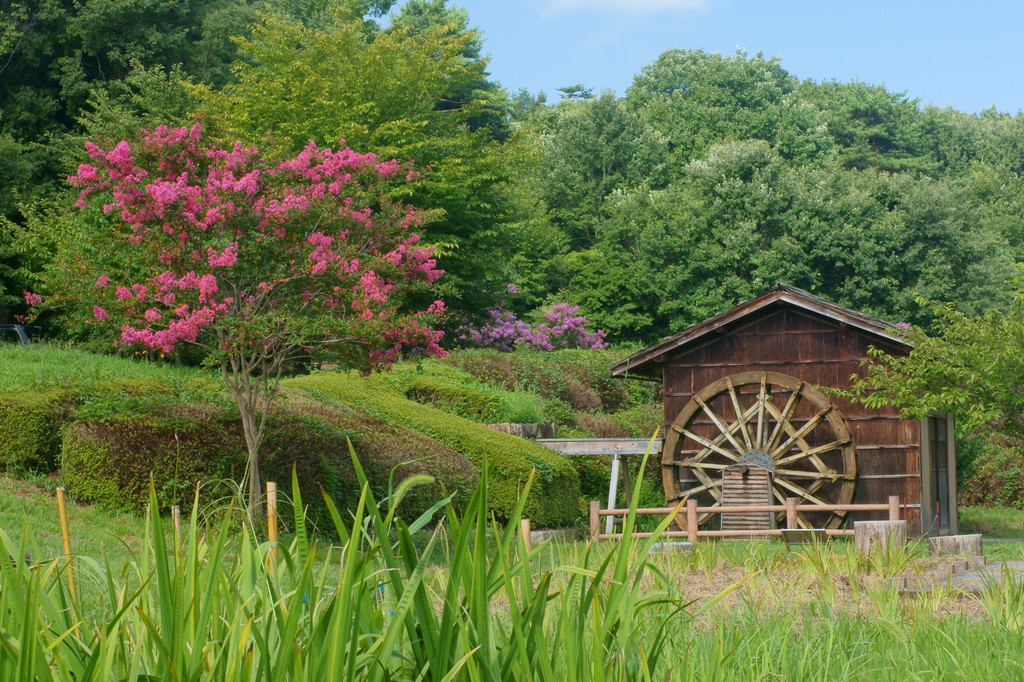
top-left (537, 438), bottom-right (663, 456)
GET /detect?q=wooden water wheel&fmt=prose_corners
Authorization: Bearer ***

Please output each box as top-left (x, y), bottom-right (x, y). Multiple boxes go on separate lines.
top-left (663, 371), bottom-right (856, 530)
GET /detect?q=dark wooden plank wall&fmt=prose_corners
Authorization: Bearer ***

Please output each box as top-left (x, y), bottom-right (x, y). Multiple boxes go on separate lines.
top-left (661, 307), bottom-right (923, 533)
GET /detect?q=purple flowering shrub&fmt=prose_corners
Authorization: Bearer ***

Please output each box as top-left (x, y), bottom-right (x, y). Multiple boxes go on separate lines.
top-left (459, 303), bottom-right (608, 351)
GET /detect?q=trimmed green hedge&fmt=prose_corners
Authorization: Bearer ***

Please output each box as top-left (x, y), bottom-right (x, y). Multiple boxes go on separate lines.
top-left (60, 399), bottom-right (479, 530)
top-left (285, 394), bottom-right (478, 518)
top-left (285, 372), bottom-right (581, 527)
top-left (0, 390), bottom-right (74, 471)
top-left (61, 409), bottom-right (242, 514)
top-left (401, 374), bottom-right (503, 422)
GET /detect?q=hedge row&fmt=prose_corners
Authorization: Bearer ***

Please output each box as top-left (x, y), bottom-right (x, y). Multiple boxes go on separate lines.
top-left (286, 372), bottom-right (581, 527)
top-left (0, 390), bottom-right (74, 471)
top-left (60, 400), bottom-right (479, 531)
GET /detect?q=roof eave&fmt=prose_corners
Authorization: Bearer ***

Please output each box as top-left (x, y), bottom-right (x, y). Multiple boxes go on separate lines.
top-left (610, 287), bottom-right (911, 378)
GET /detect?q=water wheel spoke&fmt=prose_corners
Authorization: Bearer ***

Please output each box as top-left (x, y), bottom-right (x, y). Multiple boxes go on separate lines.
top-left (776, 468), bottom-right (853, 480)
top-left (755, 373), bottom-right (767, 448)
top-left (687, 460), bottom-right (728, 470)
top-left (675, 478), bottom-right (724, 499)
top-left (774, 476), bottom-right (832, 508)
top-left (675, 426), bottom-right (741, 462)
top-left (667, 460), bottom-right (728, 470)
top-left (762, 399), bottom-right (828, 475)
top-left (770, 406), bottom-right (832, 459)
top-left (726, 378), bottom-right (754, 450)
top-left (764, 382), bottom-right (803, 453)
top-left (670, 401), bottom-right (759, 466)
top-left (680, 467), bottom-right (724, 517)
top-left (776, 439), bottom-right (850, 466)
top-left (695, 395), bottom-right (747, 455)
top-left (772, 486), bottom-right (811, 529)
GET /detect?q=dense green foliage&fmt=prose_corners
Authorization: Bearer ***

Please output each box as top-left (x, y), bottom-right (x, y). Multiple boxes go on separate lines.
top-left (505, 49), bottom-right (1024, 342)
top-left (848, 293), bottom-right (1024, 439)
top-left (7, 2), bottom-right (1024, 342)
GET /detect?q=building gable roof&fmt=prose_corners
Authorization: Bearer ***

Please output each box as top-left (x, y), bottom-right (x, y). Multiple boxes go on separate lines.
top-left (610, 283), bottom-right (910, 378)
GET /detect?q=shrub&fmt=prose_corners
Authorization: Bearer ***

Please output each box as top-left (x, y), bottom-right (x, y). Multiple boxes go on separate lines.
top-left (0, 390), bottom-right (75, 471)
top-left (497, 390), bottom-right (546, 424)
top-left (286, 372), bottom-right (581, 527)
top-left (401, 374), bottom-right (503, 423)
top-left (540, 398), bottom-right (577, 429)
top-left (440, 351), bottom-right (519, 391)
top-left (457, 303), bottom-right (608, 351)
top-left (960, 435), bottom-right (1024, 509)
top-left (61, 411), bottom-right (239, 514)
top-left (609, 402), bottom-right (663, 439)
top-left (284, 393), bottom-right (478, 518)
top-left (60, 396), bottom-right (480, 529)
top-left (577, 413), bottom-right (631, 438)
top-left (439, 348), bottom-right (649, 414)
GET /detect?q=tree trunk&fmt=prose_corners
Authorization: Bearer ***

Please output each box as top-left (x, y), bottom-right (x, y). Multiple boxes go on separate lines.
top-left (929, 534), bottom-right (983, 556)
top-left (854, 520), bottom-right (906, 555)
top-left (223, 358), bottom-right (267, 517)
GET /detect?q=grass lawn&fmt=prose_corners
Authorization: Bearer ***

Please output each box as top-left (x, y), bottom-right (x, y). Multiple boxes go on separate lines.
top-left (0, 344), bottom-right (207, 391)
top-left (960, 505), bottom-right (1024, 539)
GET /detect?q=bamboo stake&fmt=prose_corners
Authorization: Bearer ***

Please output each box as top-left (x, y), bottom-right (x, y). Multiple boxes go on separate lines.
top-left (171, 505), bottom-right (182, 558)
top-left (267, 481), bottom-right (278, 571)
top-left (520, 518), bottom-right (532, 554)
top-left (56, 487), bottom-right (77, 604)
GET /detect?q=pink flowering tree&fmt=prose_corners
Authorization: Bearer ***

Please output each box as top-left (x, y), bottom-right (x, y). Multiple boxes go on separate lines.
top-left (29, 124), bottom-right (446, 508)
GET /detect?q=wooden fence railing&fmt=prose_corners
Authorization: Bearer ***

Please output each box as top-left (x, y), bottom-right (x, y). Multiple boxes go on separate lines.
top-left (588, 496), bottom-right (901, 541)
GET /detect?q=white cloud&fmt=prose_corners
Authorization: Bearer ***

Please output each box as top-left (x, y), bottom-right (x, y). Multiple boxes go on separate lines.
top-left (538, 0), bottom-right (711, 14)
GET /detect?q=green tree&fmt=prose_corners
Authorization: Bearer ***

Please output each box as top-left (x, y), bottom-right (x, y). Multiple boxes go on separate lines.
top-left (847, 292), bottom-right (1024, 440)
top-left (799, 80), bottom-right (934, 173)
top-left (198, 5), bottom-right (524, 315)
top-left (539, 91), bottom-right (667, 250)
top-left (388, 0), bottom-right (509, 137)
top-left (626, 48), bottom-right (819, 166)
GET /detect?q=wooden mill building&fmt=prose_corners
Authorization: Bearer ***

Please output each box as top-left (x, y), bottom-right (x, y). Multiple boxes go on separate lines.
top-left (610, 284), bottom-right (957, 536)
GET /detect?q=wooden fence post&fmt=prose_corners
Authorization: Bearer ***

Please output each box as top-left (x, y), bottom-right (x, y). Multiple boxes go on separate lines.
top-left (56, 487), bottom-right (77, 604)
top-left (785, 498), bottom-right (798, 529)
top-left (589, 501), bottom-right (600, 539)
top-left (888, 496), bottom-right (900, 521)
top-left (686, 499), bottom-right (699, 543)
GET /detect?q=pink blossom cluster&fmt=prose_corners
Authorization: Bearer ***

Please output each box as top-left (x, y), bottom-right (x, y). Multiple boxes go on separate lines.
top-left (59, 124), bottom-right (446, 366)
top-left (460, 303), bottom-right (608, 352)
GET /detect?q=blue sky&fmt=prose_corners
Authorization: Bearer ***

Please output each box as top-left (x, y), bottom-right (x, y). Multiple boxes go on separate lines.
top-left (445, 0), bottom-right (1024, 114)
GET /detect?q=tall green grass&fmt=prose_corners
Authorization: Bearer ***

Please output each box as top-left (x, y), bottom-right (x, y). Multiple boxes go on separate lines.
top-left (0, 443), bottom-right (699, 679)
top-left (4, 443), bottom-right (1024, 679)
